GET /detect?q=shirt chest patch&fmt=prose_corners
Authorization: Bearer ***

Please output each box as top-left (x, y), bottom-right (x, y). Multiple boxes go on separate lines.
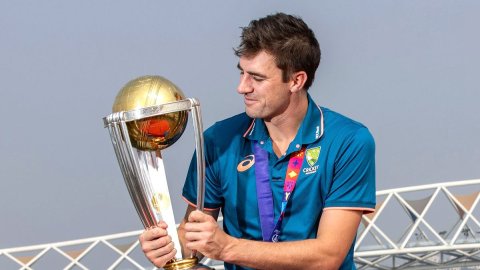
top-left (303, 146), bottom-right (321, 175)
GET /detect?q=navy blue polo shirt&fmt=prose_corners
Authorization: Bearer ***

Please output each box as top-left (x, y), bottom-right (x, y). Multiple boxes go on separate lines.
top-left (182, 95), bottom-right (376, 270)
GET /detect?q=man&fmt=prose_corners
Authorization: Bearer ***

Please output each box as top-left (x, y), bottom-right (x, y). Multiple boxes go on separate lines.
top-left (140, 13), bottom-right (376, 270)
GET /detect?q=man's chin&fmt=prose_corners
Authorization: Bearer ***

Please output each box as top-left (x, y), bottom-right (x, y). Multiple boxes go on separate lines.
top-left (245, 108), bottom-right (258, 119)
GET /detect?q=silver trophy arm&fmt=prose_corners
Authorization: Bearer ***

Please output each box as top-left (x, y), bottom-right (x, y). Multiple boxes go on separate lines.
top-left (190, 98), bottom-right (205, 212)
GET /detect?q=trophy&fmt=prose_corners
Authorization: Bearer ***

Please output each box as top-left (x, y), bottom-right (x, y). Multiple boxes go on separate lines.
top-left (103, 75), bottom-right (205, 270)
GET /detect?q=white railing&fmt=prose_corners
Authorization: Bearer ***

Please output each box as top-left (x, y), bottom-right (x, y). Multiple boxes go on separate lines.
top-left (0, 229), bottom-right (224, 269)
top-left (355, 178), bottom-right (480, 269)
top-left (1, 179), bottom-right (480, 269)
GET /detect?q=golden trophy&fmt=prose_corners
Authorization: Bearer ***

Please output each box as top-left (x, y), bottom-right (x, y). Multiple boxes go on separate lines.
top-left (103, 76), bottom-right (206, 269)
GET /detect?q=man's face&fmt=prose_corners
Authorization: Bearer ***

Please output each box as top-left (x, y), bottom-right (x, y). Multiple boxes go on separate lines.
top-left (237, 51), bottom-right (292, 121)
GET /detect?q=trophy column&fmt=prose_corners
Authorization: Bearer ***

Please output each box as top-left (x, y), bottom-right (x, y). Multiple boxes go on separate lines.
top-left (103, 76), bottom-right (206, 270)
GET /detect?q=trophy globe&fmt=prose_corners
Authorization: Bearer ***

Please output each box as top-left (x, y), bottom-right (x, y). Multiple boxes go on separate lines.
top-left (112, 75), bottom-right (188, 151)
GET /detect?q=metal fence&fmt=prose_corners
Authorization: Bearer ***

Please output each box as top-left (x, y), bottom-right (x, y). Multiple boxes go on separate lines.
top-left (2, 179), bottom-right (480, 269)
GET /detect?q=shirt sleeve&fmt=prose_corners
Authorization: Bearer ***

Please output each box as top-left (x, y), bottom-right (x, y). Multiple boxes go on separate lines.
top-left (182, 124), bottom-right (223, 210)
top-left (324, 126), bottom-right (376, 213)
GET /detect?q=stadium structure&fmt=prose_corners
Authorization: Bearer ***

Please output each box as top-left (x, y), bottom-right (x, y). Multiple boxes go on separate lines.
top-left (1, 178), bottom-right (479, 269)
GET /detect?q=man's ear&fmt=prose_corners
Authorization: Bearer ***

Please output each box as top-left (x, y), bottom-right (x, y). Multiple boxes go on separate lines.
top-left (289, 71), bottom-right (308, 93)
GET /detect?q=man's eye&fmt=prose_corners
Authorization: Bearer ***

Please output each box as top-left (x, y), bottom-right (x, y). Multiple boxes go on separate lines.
top-left (252, 76), bottom-right (263, 82)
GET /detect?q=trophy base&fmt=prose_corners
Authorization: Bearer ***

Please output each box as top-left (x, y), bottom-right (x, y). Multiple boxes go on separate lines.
top-left (164, 257), bottom-right (199, 270)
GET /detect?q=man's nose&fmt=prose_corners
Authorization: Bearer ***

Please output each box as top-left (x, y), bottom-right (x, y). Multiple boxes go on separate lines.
top-left (237, 74), bottom-right (252, 94)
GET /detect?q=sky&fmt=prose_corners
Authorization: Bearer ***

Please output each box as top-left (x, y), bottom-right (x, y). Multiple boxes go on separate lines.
top-left (1, 0), bottom-right (479, 250)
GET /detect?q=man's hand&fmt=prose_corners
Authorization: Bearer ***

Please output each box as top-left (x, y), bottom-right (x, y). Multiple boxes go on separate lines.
top-left (139, 221), bottom-right (176, 267)
top-left (183, 210), bottom-right (234, 261)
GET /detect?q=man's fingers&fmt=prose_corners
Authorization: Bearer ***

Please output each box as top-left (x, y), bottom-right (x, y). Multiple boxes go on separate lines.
top-left (146, 242), bottom-right (176, 267)
top-left (139, 227), bottom-right (168, 242)
top-left (187, 210), bottom-right (200, 222)
top-left (142, 235), bottom-right (173, 252)
top-left (156, 220), bottom-right (168, 229)
top-left (188, 210), bottom-right (212, 222)
top-left (139, 232), bottom-right (176, 268)
top-left (147, 240), bottom-right (175, 257)
top-left (184, 229), bottom-right (207, 241)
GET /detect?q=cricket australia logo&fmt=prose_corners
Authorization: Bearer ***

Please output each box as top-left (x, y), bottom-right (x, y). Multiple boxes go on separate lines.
top-left (303, 146), bottom-right (321, 175)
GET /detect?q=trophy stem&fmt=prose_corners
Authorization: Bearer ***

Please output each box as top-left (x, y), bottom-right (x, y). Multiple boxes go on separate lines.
top-left (119, 120), bottom-right (158, 227)
top-left (191, 101), bottom-right (205, 212)
top-left (110, 119), bottom-right (155, 228)
top-left (138, 149), bottom-right (183, 259)
top-left (190, 100), bottom-right (205, 261)
top-left (114, 119), bottom-right (184, 259)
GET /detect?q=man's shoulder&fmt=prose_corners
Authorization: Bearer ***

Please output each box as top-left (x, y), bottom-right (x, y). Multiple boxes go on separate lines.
top-left (321, 107), bottom-right (368, 131)
top-left (320, 106), bottom-right (374, 144)
top-left (216, 112), bottom-right (252, 125)
top-left (204, 112), bottom-right (252, 140)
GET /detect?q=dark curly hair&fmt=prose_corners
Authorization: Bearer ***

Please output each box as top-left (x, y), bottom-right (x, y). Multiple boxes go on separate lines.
top-left (234, 13), bottom-right (321, 90)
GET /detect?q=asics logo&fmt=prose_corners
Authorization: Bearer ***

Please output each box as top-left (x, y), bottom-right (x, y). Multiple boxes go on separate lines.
top-left (237, 154), bottom-right (255, 172)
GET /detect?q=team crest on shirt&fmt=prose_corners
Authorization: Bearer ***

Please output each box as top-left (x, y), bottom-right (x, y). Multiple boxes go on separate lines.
top-left (303, 146), bottom-right (321, 175)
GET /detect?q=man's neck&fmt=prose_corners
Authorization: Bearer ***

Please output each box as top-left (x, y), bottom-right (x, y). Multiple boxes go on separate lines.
top-left (264, 92), bottom-right (309, 157)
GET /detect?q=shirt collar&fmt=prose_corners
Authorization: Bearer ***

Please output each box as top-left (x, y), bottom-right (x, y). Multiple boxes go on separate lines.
top-left (243, 94), bottom-right (324, 146)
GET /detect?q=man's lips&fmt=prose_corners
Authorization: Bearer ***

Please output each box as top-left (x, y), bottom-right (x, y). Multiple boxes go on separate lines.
top-left (244, 96), bottom-right (256, 105)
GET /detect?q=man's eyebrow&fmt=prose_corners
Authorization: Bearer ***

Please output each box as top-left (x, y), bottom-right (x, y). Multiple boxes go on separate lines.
top-left (237, 63), bottom-right (267, 78)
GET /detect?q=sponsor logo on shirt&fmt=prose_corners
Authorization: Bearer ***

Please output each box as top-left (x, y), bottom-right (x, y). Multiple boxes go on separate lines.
top-left (237, 154), bottom-right (255, 172)
top-left (303, 146), bottom-right (321, 175)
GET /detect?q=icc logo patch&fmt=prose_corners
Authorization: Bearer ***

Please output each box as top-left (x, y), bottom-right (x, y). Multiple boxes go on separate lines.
top-left (303, 146), bottom-right (321, 174)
